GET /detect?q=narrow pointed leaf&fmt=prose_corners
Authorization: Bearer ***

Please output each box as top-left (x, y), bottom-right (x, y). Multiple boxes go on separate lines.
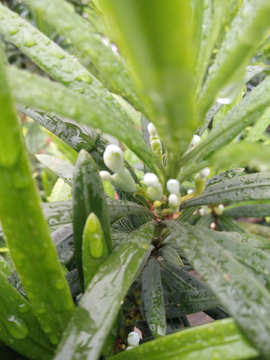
top-left (165, 220), bottom-right (270, 358)
top-left (161, 246), bottom-right (184, 267)
top-left (82, 213), bottom-right (109, 287)
top-left (73, 150), bottom-right (112, 291)
top-left (199, 0), bottom-right (270, 116)
top-left (36, 155), bottom-right (74, 186)
top-left (181, 172), bottom-right (270, 208)
top-left (0, 4), bottom-right (141, 129)
top-left (51, 224), bottom-right (74, 267)
top-left (110, 318), bottom-right (258, 360)
top-left (107, 198), bottom-right (154, 223)
top-left (25, 0), bottom-right (143, 112)
top-left (0, 255), bottom-right (13, 277)
top-left (0, 48), bottom-right (74, 345)
top-left (8, 67), bottom-right (163, 176)
top-left (142, 258), bottom-right (166, 338)
top-left (102, 0), bottom-right (198, 155)
top-left (42, 201), bottom-right (73, 231)
top-left (18, 106), bottom-right (98, 153)
top-left (55, 222), bottom-right (155, 360)
top-left (198, 227), bottom-right (270, 290)
top-left (225, 202), bottom-right (270, 218)
top-left (0, 271), bottom-right (55, 360)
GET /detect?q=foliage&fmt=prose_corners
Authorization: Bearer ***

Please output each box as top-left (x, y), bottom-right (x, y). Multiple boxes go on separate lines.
top-left (0, 0), bottom-right (270, 359)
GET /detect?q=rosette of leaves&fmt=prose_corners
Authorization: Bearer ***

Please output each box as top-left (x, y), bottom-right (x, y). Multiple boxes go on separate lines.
top-left (1, 0), bottom-right (270, 359)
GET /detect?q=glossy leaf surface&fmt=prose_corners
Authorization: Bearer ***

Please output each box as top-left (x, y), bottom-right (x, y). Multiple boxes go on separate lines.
top-left (55, 222), bottom-right (155, 360)
top-left (36, 155), bottom-right (74, 186)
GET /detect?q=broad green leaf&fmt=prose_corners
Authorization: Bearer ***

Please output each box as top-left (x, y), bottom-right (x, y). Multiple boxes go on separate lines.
top-left (0, 47), bottom-right (74, 345)
top-left (225, 202), bottom-right (270, 218)
top-left (210, 142), bottom-right (270, 171)
top-left (245, 106), bottom-right (270, 142)
top-left (110, 318), bottom-right (258, 360)
top-left (73, 150), bottom-right (112, 291)
top-left (198, 227), bottom-right (270, 290)
top-left (240, 222), bottom-right (270, 239)
top-left (0, 255), bottom-right (13, 277)
top-left (181, 74), bottom-right (270, 167)
top-left (166, 221), bottom-right (270, 358)
top-left (198, 64), bottom-right (269, 134)
top-left (0, 4), bottom-right (141, 128)
top-left (142, 258), bottom-right (166, 338)
top-left (161, 246), bottom-right (184, 267)
top-left (199, 0), bottom-right (270, 117)
top-left (36, 155), bottom-right (73, 186)
top-left (8, 67), bottom-right (164, 177)
top-left (107, 198), bottom-right (154, 223)
top-left (82, 213), bottom-right (109, 288)
top-left (55, 222), bottom-right (155, 360)
top-left (0, 271), bottom-right (55, 360)
top-left (25, 0), bottom-right (144, 112)
top-left (18, 106), bottom-right (98, 153)
top-left (181, 172), bottom-right (270, 208)
top-left (48, 179), bottom-right (72, 203)
top-left (102, 0), bottom-right (198, 158)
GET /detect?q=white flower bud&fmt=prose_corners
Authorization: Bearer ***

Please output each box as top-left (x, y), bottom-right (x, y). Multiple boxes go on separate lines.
top-left (167, 179), bottom-right (180, 194)
top-left (215, 204), bottom-right (224, 215)
top-left (190, 135), bottom-right (200, 148)
top-left (168, 194), bottom-right (179, 207)
top-left (147, 122), bottom-right (158, 137)
top-left (112, 168), bottom-right (137, 193)
top-left (147, 184), bottom-right (163, 201)
top-left (200, 167), bottom-right (210, 180)
top-left (199, 206), bottom-right (211, 216)
top-left (103, 145), bottom-right (124, 173)
top-left (144, 173), bottom-right (159, 188)
top-left (99, 171), bottom-right (112, 182)
top-left (187, 189), bottom-right (194, 195)
top-left (127, 332), bottom-right (140, 347)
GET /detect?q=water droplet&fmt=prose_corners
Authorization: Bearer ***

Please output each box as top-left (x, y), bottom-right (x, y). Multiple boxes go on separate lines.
top-left (9, 28), bottom-right (19, 36)
top-left (18, 303), bottom-right (30, 314)
top-left (75, 71), bottom-right (92, 84)
top-left (24, 38), bottom-right (36, 48)
top-left (54, 279), bottom-right (65, 290)
top-left (0, 315), bottom-right (29, 339)
top-left (49, 335), bottom-right (59, 345)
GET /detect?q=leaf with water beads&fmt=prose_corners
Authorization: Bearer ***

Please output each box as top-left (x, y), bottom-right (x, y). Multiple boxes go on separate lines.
top-left (165, 220), bottom-right (270, 359)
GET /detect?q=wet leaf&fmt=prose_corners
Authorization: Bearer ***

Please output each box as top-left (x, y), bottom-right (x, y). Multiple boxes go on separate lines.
top-left (36, 155), bottom-right (74, 186)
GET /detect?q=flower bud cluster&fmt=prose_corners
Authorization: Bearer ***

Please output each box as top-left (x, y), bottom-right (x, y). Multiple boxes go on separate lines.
top-left (147, 123), bottom-right (162, 159)
top-left (100, 145), bottom-right (137, 193)
top-left (167, 179), bottom-right (180, 213)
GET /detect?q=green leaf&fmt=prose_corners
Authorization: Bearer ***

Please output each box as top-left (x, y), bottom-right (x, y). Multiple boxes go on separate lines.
top-left (239, 222), bottom-right (270, 239)
top-left (0, 255), bottom-right (13, 278)
top-left (107, 198), bottom-right (154, 223)
top-left (181, 74), bottom-right (270, 168)
top-left (161, 246), bottom-right (184, 267)
top-left (55, 222), bottom-right (155, 360)
top-left (181, 172), bottom-right (270, 208)
top-left (110, 318), bottom-right (258, 360)
top-left (8, 66), bottom-right (163, 177)
top-left (72, 150), bottom-right (112, 291)
top-left (82, 213), bottom-right (109, 288)
top-left (225, 202), bottom-right (270, 218)
top-left (165, 220), bottom-right (270, 358)
top-left (199, 0), bottom-right (270, 116)
top-left (0, 4), bottom-right (141, 128)
top-left (25, 0), bottom-right (144, 112)
top-left (18, 106), bottom-right (98, 153)
top-left (52, 224), bottom-right (74, 267)
top-left (0, 47), bottom-right (74, 345)
top-left (198, 65), bottom-right (269, 136)
top-left (42, 201), bottom-right (73, 231)
top-left (245, 106), bottom-right (270, 142)
top-left (0, 271), bottom-right (55, 360)
top-left (102, 0), bottom-right (198, 157)
top-left (36, 155), bottom-right (74, 186)
top-left (142, 258), bottom-right (166, 338)
top-left (198, 227), bottom-right (270, 290)
top-left (48, 179), bottom-right (72, 203)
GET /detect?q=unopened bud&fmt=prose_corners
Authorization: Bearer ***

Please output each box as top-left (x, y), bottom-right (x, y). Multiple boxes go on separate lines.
top-left (127, 332), bottom-right (140, 347)
top-left (150, 139), bottom-right (162, 157)
top-left (144, 173), bottom-right (159, 188)
top-left (187, 189), bottom-right (194, 195)
top-left (168, 194), bottom-right (180, 213)
top-left (190, 135), bottom-right (200, 148)
top-left (103, 145), bottom-right (124, 173)
top-left (99, 170), bottom-right (112, 182)
top-left (112, 168), bottom-right (137, 193)
top-left (200, 167), bottom-right (210, 180)
top-left (147, 122), bottom-right (158, 137)
top-left (214, 204), bottom-right (224, 215)
top-left (147, 184), bottom-right (163, 201)
top-left (167, 179), bottom-right (180, 194)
